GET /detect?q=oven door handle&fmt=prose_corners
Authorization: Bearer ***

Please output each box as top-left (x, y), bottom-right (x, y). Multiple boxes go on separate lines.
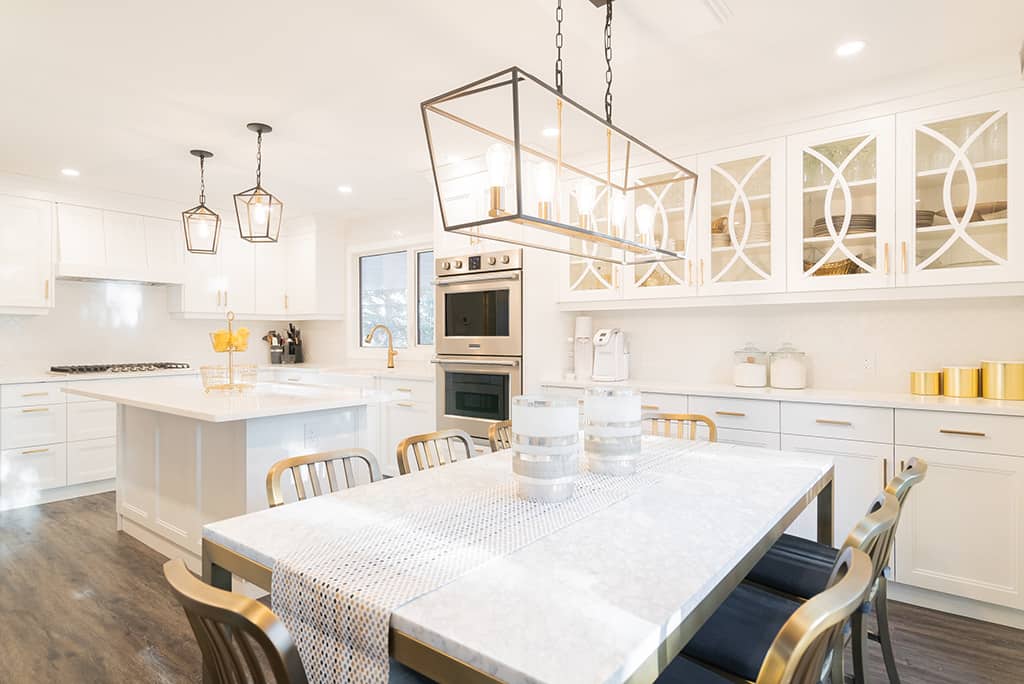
top-left (433, 272), bottom-right (520, 286)
top-left (431, 358), bottom-right (521, 368)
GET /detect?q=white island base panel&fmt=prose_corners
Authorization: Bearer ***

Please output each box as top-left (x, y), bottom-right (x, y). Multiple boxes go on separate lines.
top-left (116, 403), bottom-right (380, 576)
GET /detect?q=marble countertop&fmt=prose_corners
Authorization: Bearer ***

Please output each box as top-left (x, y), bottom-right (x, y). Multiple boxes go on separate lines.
top-left (260, 362), bottom-right (434, 382)
top-left (64, 375), bottom-right (385, 422)
top-left (541, 378), bottom-right (1024, 417)
top-left (204, 440), bottom-right (832, 683)
top-left (0, 367), bottom-right (197, 385)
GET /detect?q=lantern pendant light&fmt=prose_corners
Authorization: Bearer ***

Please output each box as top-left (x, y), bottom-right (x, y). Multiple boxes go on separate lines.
top-left (234, 122), bottom-right (283, 243)
top-left (182, 150), bottom-right (221, 255)
top-left (421, 0), bottom-right (697, 266)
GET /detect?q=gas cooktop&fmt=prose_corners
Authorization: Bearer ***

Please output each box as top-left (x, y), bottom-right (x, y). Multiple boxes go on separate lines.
top-left (49, 362), bottom-right (191, 375)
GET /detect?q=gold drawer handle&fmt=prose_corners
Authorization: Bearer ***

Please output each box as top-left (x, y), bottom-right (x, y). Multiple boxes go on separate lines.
top-left (286, 377), bottom-right (301, 382)
top-left (396, 387), bottom-right (413, 393)
top-left (716, 410), bottom-right (746, 417)
top-left (21, 392), bottom-right (50, 398)
top-left (939, 429), bottom-right (986, 437)
top-left (21, 407), bottom-right (49, 413)
top-left (641, 404), bottom-right (660, 410)
top-left (816, 419), bottom-right (852, 426)
top-left (21, 448), bottom-right (50, 455)
top-left (395, 401), bottom-right (415, 408)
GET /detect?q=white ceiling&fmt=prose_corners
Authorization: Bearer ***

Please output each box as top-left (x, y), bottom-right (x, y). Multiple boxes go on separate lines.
top-left (1, 0), bottom-right (1022, 224)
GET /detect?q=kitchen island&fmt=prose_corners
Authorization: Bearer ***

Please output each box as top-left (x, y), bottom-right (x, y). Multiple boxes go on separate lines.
top-left (64, 376), bottom-right (384, 573)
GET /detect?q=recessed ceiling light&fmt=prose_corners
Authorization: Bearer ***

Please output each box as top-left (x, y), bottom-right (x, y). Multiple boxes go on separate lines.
top-left (337, 185), bottom-right (353, 194)
top-left (836, 40), bottom-right (866, 57)
top-left (61, 168), bottom-right (80, 177)
top-left (542, 127), bottom-right (560, 137)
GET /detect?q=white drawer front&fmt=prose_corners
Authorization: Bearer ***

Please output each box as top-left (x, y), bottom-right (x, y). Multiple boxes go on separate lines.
top-left (1, 404), bottom-right (67, 450)
top-left (68, 400), bottom-right (117, 442)
top-left (716, 428), bottom-right (781, 449)
top-left (320, 372), bottom-right (376, 390)
top-left (68, 436), bottom-right (116, 485)
top-left (783, 402), bottom-right (893, 444)
top-left (1, 443), bottom-right (68, 493)
top-left (690, 395), bottom-right (780, 432)
top-left (1, 382), bottom-right (67, 408)
top-left (276, 369), bottom-right (322, 384)
top-left (640, 392), bottom-right (688, 415)
top-left (380, 378), bottom-right (434, 406)
top-left (896, 410), bottom-right (1024, 457)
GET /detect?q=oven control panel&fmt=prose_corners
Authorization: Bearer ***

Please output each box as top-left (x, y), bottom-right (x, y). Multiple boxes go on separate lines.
top-left (436, 249), bottom-right (522, 276)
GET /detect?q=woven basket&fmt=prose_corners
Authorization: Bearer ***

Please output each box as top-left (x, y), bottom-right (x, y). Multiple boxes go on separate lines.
top-left (804, 258), bottom-right (860, 276)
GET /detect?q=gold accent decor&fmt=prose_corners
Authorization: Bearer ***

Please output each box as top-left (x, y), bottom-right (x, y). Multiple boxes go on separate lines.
top-left (266, 448), bottom-right (382, 508)
top-left (204, 311), bottom-right (253, 392)
top-left (981, 360), bottom-right (1024, 400)
top-left (365, 324), bottom-right (398, 369)
top-left (488, 186), bottom-right (504, 217)
top-left (910, 370), bottom-right (942, 396)
top-left (488, 420), bottom-right (513, 452)
top-left (396, 429), bottom-right (475, 475)
top-left (537, 200), bottom-right (551, 220)
top-left (942, 366), bottom-right (981, 398)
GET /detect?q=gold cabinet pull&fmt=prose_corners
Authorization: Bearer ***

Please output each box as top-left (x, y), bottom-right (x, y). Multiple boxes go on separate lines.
top-left (699, 258), bottom-right (705, 286)
top-left (939, 428), bottom-right (986, 437)
top-left (882, 458), bottom-right (888, 485)
top-left (284, 293), bottom-right (289, 310)
top-left (44, 279), bottom-right (50, 301)
top-left (688, 260), bottom-right (693, 286)
top-left (901, 241), bottom-right (908, 274)
top-left (899, 459), bottom-right (905, 472)
top-left (883, 242), bottom-right (890, 275)
top-left (395, 401), bottom-right (415, 408)
top-left (217, 290), bottom-right (222, 306)
top-left (715, 410), bottom-right (746, 417)
top-left (396, 387), bottom-right (413, 393)
top-left (21, 447), bottom-right (50, 455)
top-left (816, 418), bottom-right (853, 426)
top-left (21, 392), bottom-right (49, 398)
top-left (224, 290), bottom-right (228, 306)
top-left (21, 407), bottom-right (48, 413)
top-left (286, 377), bottom-right (301, 382)
top-left (641, 404), bottom-right (660, 411)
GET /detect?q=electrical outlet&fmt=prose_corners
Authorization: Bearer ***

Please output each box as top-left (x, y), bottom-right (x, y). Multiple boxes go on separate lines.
top-left (863, 355), bottom-right (877, 373)
top-left (304, 423), bottom-right (320, 450)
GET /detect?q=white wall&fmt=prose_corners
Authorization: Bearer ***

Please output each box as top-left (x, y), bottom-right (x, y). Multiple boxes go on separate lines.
top-left (561, 297), bottom-right (1024, 393)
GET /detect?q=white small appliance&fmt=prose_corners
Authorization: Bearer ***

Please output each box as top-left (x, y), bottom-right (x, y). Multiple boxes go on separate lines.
top-left (591, 328), bottom-right (630, 382)
top-left (573, 316), bottom-right (594, 381)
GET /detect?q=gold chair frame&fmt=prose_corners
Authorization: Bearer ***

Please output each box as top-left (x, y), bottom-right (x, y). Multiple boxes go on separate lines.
top-left (644, 413), bottom-right (718, 442)
top-left (265, 448), bottom-right (382, 508)
top-left (164, 559), bottom-right (307, 684)
top-left (397, 428), bottom-right (475, 475)
top-left (488, 420), bottom-right (513, 452)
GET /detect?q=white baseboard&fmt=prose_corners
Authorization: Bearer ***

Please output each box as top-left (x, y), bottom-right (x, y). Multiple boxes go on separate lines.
top-left (0, 478), bottom-right (114, 512)
top-left (888, 582), bottom-right (1024, 629)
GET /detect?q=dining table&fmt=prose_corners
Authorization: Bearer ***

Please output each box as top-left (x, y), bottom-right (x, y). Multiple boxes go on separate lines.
top-left (201, 436), bottom-right (834, 684)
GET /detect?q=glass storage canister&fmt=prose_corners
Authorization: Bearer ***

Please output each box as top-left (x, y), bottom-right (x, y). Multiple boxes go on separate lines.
top-left (733, 344), bottom-right (768, 388)
top-left (770, 344), bottom-right (807, 389)
top-left (510, 395), bottom-right (580, 503)
top-left (584, 387), bottom-right (642, 476)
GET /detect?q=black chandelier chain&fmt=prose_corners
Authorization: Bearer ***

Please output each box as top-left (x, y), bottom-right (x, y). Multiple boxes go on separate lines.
top-left (604, 0), bottom-right (613, 123)
top-left (198, 156), bottom-right (207, 205)
top-left (554, 0), bottom-right (564, 93)
top-left (255, 131), bottom-right (263, 186)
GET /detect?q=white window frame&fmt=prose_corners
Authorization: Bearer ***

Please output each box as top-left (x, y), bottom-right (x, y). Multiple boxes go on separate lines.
top-left (347, 238), bottom-right (434, 362)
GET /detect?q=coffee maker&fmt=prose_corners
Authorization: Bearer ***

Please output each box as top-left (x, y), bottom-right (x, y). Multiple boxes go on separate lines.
top-left (591, 328), bottom-right (629, 382)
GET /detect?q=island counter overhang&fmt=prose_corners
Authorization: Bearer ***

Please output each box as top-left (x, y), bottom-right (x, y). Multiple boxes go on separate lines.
top-left (64, 377), bottom-right (384, 573)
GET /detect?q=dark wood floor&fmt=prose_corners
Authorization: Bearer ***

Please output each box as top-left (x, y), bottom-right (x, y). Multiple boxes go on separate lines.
top-left (2, 492), bottom-right (1023, 683)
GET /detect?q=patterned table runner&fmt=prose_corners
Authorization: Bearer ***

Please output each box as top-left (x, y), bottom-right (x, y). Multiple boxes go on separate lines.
top-left (271, 437), bottom-right (703, 684)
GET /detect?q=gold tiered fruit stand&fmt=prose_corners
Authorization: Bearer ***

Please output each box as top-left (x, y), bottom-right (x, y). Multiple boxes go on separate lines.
top-left (201, 311), bottom-right (256, 392)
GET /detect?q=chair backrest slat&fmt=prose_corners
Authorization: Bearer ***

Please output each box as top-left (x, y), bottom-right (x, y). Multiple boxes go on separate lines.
top-left (840, 492), bottom-right (900, 587)
top-left (488, 420), bottom-right (514, 451)
top-left (163, 559), bottom-right (308, 684)
top-left (266, 449), bottom-right (382, 507)
top-left (643, 413), bottom-right (717, 443)
top-left (396, 429), bottom-right (475, 475)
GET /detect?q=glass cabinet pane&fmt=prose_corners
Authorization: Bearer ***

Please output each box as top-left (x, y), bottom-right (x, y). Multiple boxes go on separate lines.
top-left (913, 111), bottom-right (1008, 271)
top-left (708, 154), bottom-right (773, 285)
top-left (630, 169), bottom-right (695, 291)
top-left (800, 135), bottom-right (880, 278)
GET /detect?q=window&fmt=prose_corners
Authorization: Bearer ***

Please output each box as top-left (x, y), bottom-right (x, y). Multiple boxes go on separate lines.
top-left (359, 248), bottom-right (434, 348)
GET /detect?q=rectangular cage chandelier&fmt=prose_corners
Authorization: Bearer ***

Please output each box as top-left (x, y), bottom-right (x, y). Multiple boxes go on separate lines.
top-left (421, 66), bottom-right (697, 265)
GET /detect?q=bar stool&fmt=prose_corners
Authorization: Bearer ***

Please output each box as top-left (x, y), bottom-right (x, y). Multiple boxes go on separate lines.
top-left (643, 413), bottom-right (718, 442)
top-left (396, 428), bottom-right (475, 475)
top-left (488, 420), bottom-right (513, 451)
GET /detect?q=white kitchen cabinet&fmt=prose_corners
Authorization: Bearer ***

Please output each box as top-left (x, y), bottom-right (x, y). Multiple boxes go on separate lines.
top-left (219, 235), bottom-right (255, 313)
top-left (67, 400), bottom-right (117, 442)
top-left (174, 233), bottom-right (255, 315)
top-left (1, 381), bottom-right (66, 407)
top-left (56, 204), bottom-right (106, 274)
top-left (894, 444), bottom-right (1024, 609)
top-left (896, 91), bottom-right (1024, 286)
top-left (697, 140), bottom-right (787, 295)
top-left (787, 117), bottom-right (896, 291)
top-left (0, 443), bottom-right (68, 493)
top-left (382, 398), bottom-right (435, 477)
top-left (254, 233), bottom-right (289, 316)
top-left (68, 437), bottom-right (116, 485)
top-left (0, 195), bottom-right (53, 311)
top-left (782, 434), bottom-right (891, 543)
top-left (286, 231), bottom-right (318, 313)
top-left (103, 211), bottom-right (147, 279)
top-left (178, 247), bottom-right (223, 314)
top-left (144, 216), bottom-right (185, 284)
top-left (1, 404), bottom-right (67, 450)
top-left (714, 427), bottom-right (780, 449)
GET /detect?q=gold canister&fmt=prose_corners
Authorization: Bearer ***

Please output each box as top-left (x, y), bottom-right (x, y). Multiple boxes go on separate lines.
top-left (910, 370), bottom-right (942, 396)
top-left (942, 366), bottom-right (981, 398)
top-left (981, 361), bottom-right (1024, 400)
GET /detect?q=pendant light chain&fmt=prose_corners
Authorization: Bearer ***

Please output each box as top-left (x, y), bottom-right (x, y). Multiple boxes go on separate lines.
top-left (198, 156), bottom-right (207, 204)
top-left (604, 0), bottom-right (613, 123)
top-left (255, 130), bottom-right (263, 186)
top-left (554, 0), bottom-right (564, 93)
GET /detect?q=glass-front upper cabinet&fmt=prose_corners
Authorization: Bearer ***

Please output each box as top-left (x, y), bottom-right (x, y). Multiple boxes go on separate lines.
top-left (622, 155), bottom-right (698, 299)
top-left (896, 91), bottom-right (1023, 286)
top-left (696, 140), bottom-right (786, 295)
top-left (787, 117), bottom-right (895, 291)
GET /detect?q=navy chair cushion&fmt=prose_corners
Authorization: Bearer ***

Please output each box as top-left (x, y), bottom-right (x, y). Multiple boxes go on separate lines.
top-left (746, 533), bottom-right (839, 599)
top-left (678, 582), bottom-right (801, 682)
top-left (655, 655), bottom-right (735, 683)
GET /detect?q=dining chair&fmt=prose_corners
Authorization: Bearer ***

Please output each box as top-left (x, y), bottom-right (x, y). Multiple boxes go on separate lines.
top-left (488, 420), bottom-right (513, 452)
top-left (397, 428), bottom-right (475, 475)
top-left (644, 412), bottom-right (718, 442)
top-left (265, 448), bottom-right (382, 508)
top-left (657, 546), bottom-right (873, 684)
top-left (746, 458), bottom-right (928, 684)
top-left (163, 558), bottom-right (308, 684)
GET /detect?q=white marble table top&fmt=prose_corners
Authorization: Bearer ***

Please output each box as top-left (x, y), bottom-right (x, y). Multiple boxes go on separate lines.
top-left (204, 439), bottom-right (833, 683)
top-left (64, 375), bottom-right (386, 422)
